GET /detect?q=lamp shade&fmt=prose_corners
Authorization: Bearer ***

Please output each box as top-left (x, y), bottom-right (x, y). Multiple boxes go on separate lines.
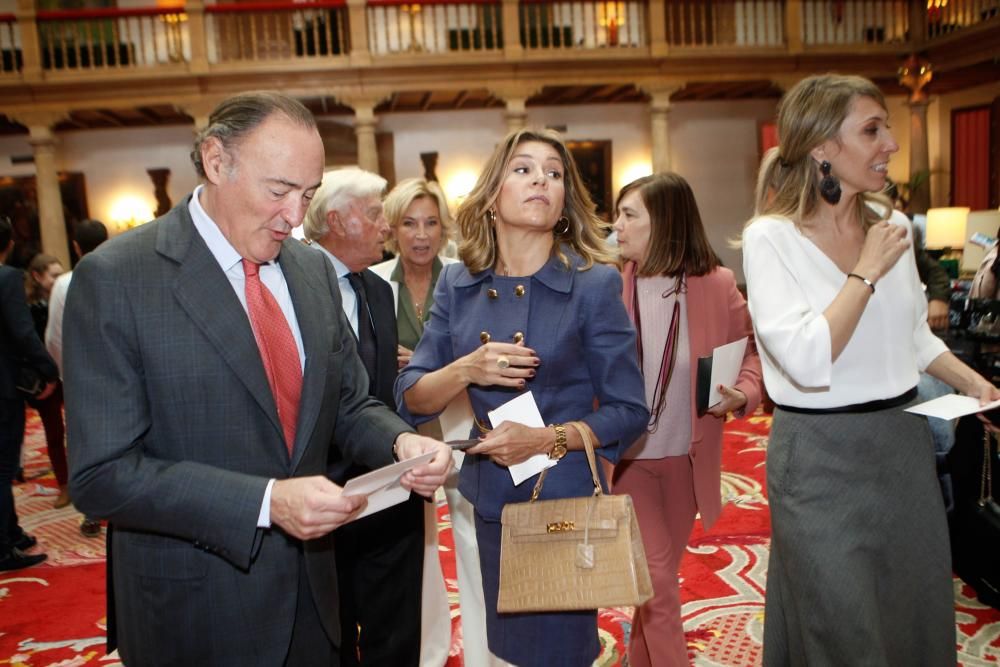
top-left (925, 207), bottom-right (970, 249)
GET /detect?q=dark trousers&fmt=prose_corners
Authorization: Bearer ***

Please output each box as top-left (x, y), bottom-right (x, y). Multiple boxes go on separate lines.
top-left (286, 550), bottom-right (336, 667)
top-left (335, 493), bottom-right (424, 667)
top-left (27, 381), bottom-right (66, 486)
top-left (0, 398), bottom-right (26, 553)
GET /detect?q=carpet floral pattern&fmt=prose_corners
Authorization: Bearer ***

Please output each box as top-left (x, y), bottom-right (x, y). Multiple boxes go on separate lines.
top-left (3, 410), bottom-right (1000, 665)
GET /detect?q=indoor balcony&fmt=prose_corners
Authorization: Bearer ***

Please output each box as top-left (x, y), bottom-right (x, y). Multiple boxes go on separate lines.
top-left (0, 0), bottom-right (997, 105)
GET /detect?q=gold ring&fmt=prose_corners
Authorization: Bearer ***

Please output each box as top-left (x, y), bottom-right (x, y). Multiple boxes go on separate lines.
top-left (496, 355), bottom-right (511, 370)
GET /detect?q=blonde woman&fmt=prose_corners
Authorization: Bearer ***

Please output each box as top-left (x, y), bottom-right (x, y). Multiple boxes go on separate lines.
top-left (395, 128), bottom-right (648, 666)
top-left (742, 73), bottom-right (999, 665)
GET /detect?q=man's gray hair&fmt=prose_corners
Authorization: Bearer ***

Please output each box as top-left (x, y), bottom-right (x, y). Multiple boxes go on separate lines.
top-left (190, 91), bottom-right (317, 178)
top-left (303, 168), bottom-right (388, 241)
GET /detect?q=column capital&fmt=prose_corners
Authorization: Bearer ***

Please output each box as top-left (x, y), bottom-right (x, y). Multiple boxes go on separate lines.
top-left (333, 89), bottom-right (392, 116)
top-left (639, 85), bottom-right (682, 111)
top-left (488, 84), bottom-right (541, 105)
top-left (4, 109), bottom-right (67, 135)
top-left (176, 97), bottom-right (226, 131)
top-left (770, 75), bottom-right (803, 94)
top-left (898, 54), bottom-right (933, 104)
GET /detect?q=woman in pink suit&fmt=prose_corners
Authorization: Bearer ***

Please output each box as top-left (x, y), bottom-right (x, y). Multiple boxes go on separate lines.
top-left (611, 172), bottom-right (762, 666)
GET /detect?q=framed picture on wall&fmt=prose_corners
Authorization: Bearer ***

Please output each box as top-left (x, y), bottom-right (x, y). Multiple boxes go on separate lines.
top-left (566, 140), bottom-right (612, 221)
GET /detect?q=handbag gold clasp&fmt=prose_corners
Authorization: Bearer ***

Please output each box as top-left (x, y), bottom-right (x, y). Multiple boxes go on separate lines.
top-left (546, 520), bottom-right (575, 533)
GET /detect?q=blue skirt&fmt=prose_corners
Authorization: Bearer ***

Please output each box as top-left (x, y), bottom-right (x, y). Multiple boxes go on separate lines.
top-left (475, 512), bottom-right (600, 667)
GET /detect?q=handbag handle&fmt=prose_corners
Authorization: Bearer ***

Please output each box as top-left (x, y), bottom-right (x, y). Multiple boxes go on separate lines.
top-left (529, 421), bottom-right (603, 502)
top-left (982, 429), bottom-right (995, 507)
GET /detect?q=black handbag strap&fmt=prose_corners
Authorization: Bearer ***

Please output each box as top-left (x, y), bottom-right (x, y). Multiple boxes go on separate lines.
top-left (982, 430), bottom-right (995, 507)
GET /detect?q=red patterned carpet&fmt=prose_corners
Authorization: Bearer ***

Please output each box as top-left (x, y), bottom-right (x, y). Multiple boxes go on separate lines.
top-left (3, 409), bottom-right (1000, 665)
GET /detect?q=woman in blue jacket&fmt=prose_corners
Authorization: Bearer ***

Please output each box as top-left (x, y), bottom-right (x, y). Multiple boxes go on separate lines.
top-left (395, 128), bottom-right (648, 666)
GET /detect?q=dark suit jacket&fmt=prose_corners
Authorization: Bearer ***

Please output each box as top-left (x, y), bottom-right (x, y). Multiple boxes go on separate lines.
top-left (328, 267), bottom-right (399, 484)
top-left (64, 198), bottom-right (414, 666)
top-left (0, 264), bottom-right (58, 400)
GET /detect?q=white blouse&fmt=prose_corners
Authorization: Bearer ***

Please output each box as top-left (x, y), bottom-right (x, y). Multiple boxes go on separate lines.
top-left (742, 209), bottom-right (948, 409)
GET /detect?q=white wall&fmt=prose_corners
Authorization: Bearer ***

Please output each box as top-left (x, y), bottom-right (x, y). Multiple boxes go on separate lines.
top-left (0, 124), bottom-right (198, 233)
top-left (381, 100), bottom-right (778, 282)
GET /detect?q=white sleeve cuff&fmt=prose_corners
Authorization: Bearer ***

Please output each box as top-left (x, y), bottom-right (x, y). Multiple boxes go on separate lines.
top-left (257, 478), bottom-right (276, 528)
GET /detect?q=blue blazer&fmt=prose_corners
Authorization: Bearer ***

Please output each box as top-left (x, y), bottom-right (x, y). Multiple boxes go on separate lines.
top-left (396, 248), bottom-right (648, 521)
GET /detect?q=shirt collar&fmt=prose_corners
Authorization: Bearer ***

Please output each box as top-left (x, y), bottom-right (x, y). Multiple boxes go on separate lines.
top-left (188, 184), bottom-right (248, 273)
top-left (312, 242), bottom-right (351, 279)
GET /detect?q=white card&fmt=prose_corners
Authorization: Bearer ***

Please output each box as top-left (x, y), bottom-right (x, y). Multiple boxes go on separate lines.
top-left (341, 451), bottom-right (436, 520)
top-left (904, 394), bottom-right (1000, 421)
top-left (487, 391), bottom-right (557, 486)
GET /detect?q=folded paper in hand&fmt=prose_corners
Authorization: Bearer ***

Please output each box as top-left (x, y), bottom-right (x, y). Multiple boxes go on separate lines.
top-left (341, 451), bottom-right (435, 520)
top-left (696, 337), bottom-right (749, 414)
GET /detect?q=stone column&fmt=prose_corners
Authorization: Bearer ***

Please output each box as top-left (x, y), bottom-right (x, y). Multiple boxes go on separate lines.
top-left (179, 98), bottom-right (224, 134)
top-left (12, 112), bottom-right (72, 267)
top-left (907, 100), bottom-right (931, 214)
top-left (898, 55), bottom-right (934, 214)
top-left (490, 84), bottom-right (540, 134)
top-left (353, 103), bottom-right (379, 173)
top-left (186, 0), bottom-right (210, 73)
top-left (648, 0), bottom-right (667, 57)
top-left (645, 86), bottom-right (681, 174)
top-left (500, 0), bottom-right (522, 59)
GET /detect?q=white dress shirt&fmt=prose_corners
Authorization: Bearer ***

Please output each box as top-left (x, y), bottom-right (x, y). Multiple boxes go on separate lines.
top-left (311, 242), bottom-right (360, 337)
top-left (45, 271), bottom-right (72, 376)
top-left (188, 186), bottom-right (307, 527)
top-left (742, 209), bottom-right (948, 409)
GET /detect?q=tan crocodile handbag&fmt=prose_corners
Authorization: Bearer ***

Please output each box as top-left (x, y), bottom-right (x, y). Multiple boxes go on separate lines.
top-left (497, 421), bottom-right (653, 613)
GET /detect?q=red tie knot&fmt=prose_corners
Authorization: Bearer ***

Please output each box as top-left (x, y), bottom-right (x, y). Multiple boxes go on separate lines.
top-left (242, 258), bottom-right (261, 278)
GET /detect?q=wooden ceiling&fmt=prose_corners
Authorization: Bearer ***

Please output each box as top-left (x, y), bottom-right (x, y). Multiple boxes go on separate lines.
top-left (1, 60), bottom-right (997, 135)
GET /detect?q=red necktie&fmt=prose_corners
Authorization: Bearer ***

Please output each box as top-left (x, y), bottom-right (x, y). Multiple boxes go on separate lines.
top-left (243, 259), bottom-right (302, 455)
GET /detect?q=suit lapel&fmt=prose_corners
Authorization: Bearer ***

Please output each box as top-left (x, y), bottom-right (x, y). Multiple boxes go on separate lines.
top-left (161, 205), bottom-right (287, 462)
top-left (280, 243), bottom-right (329, 471)
top-left (363, 270), bottom-right (398, 407)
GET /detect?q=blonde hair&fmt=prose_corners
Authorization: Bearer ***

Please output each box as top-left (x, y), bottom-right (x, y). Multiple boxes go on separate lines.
top-left (303, 167), bottom-right (387, 242)
top-left (746, 74), bottom-right (893, 234)
top-left (455, 128), bottom-right (615, 273)
top-left (382, 178), bottom-right (454, 255)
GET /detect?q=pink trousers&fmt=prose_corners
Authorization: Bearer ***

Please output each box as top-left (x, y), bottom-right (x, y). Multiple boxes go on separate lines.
top-left (613, 455), bottom-right (697, 667)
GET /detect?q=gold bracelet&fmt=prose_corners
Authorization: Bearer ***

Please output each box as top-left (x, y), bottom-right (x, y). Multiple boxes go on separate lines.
top-left (548, 424), bottom-right (568, 461)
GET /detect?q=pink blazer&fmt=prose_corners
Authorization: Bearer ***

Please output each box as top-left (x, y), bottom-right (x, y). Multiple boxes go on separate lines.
top-left (622, 262), bottom-right (763, 529)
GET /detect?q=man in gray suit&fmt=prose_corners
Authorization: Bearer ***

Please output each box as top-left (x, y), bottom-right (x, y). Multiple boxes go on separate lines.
top-left (64, 92), bottom-right (451, 666)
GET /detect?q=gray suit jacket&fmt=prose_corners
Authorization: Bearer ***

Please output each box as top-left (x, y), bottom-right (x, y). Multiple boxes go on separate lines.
top-left (65, 198), bottom-right (411, 666)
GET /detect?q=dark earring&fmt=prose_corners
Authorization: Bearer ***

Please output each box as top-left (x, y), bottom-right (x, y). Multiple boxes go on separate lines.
top-left (485, 209), bottom-right (497, 225)
top-left (819, 160), bottom-right (841, 205)
top-left (554, 216), bottom-right (570, 235)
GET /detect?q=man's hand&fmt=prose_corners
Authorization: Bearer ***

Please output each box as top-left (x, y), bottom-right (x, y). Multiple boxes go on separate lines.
top-left (270, 476), bottom-right (367, 540)
top-left (927, 299), bottom-right (949, 331)
top-left (36, 381), bottom-right (57, 401)
top-left (394, 433), bottom-right (452, 498)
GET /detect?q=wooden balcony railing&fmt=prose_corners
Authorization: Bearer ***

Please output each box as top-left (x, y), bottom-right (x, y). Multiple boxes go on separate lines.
top-left (519, 0), bottom-right (647, 50)
top-left (206, 0), bottom-right (348, 64)
top-left (367, 0), bottom-right (501, 55)
top-left (801, 0), bottom-right (909, 46)
top-left (927, 0), bottom-right (1000, 38)
top-left (35, 6), bottom-right (189, 70)
top-left (0, 0), bottom-right (997, 81)
top-left (0, 13), bottom-right (20, 74)
top-left (665, 0), bottom-right (785, 48)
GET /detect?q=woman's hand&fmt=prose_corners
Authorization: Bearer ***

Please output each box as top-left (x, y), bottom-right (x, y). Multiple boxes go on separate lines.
top-left (967, 374), bottom-right (1000, 433)
top-left (397, 345), bottom-right (413, 370)
top-left (706, 385), bottom-right (747, 418)
top-left (853, 221), bottom-right (909, 284)
top-left (467, 421), bottom-right (552, 467)
top-left (458, 342), bottom-right (539, 390)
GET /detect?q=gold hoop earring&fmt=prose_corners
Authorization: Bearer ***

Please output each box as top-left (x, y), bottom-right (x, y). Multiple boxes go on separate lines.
top-left (554, 216), bottom-right (570, 235)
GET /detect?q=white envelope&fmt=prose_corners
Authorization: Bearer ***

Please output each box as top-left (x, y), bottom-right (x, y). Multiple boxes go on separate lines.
top-left (487, 391), bottom-right (557, 486)
top-left (707, 337), bottom-right (749, 408)
top-left (341, 451), bottom-right (436, 520)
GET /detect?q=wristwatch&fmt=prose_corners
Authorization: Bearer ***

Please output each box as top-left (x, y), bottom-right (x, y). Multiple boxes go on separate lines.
top-left (548, 424), bottom-right (568, 461)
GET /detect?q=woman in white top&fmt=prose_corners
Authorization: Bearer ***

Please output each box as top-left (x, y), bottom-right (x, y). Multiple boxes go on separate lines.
top-left (742, 73), bottom-right (999, 666)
